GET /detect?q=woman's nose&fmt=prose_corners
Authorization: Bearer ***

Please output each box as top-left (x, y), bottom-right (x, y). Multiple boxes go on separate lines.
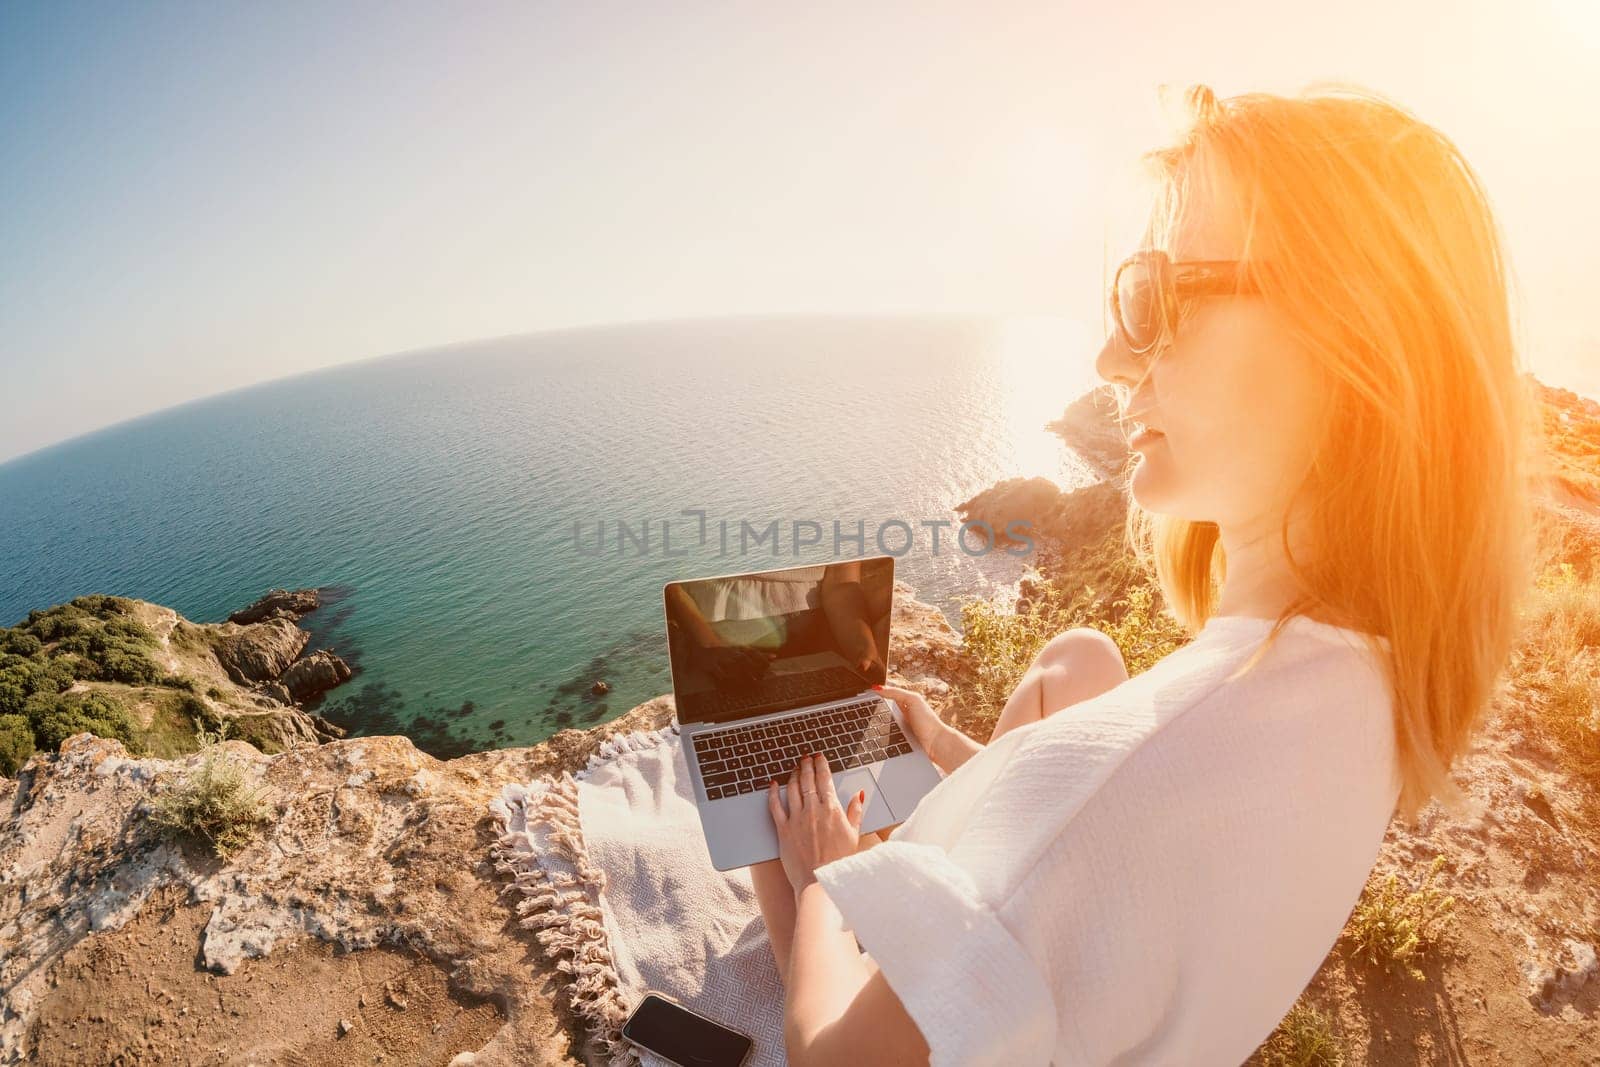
top-left (1094, 331), bottom-right (1140, 387)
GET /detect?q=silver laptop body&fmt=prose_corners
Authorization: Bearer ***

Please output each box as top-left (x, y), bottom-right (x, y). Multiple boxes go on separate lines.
top-left (664, 555), bottom-right (943, 870)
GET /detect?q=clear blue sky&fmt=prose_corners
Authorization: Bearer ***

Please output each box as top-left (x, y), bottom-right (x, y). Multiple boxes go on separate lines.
top-left (3, 0), bottom-right (1597, 462)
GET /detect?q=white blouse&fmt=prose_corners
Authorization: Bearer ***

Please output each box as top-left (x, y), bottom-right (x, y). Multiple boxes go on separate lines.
top-left (815, 613), bottom-right (1399, 1066)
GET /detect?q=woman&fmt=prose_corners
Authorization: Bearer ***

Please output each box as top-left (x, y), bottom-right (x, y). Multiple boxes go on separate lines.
top-left (750, 83), bottom-right (1536, 1066)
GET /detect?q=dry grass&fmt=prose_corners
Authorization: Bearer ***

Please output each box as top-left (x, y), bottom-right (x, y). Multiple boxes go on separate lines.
top-left (146, 724), bottom-right (273, 861)
top-left (1256, 1001), bottom-right (1345, 1067)
top-left (1510, 561), bottom-right (1600, 785)
top-left (1343, 855), bottom-right (1457, 980)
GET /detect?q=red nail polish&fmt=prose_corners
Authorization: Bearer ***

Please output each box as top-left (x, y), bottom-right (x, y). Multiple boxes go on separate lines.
top-left (857, 789), bottom-right (865, 802)
top-left (871, 684), bottom-right (882, 690)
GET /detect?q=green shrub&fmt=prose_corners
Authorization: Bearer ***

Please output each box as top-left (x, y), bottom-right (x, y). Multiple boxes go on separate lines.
top-left (93, 648), bottom-right (163, 685)
top-left (1345, 855), bottom-right (1456, 980)
top-left (0, 656), bottom-right (75, 717)
top-left (55, 618), bottom-right (161, 685)
top-left (69, 594), bottom-right (136, 618)
top-left (18, 597), bottom-right (138, 645)
top-left (23, 605), bottom-right (90, 642)
top-left (147, 725), bottom-right (272, 860)
top-left (23, 690), bottom-right (137, 751)
top-left (172, 692), bottom-right (214, 726)
top-left (0, 630), bottom-right (43, 657)
top-left (0, 714), bottom-right (34, 776)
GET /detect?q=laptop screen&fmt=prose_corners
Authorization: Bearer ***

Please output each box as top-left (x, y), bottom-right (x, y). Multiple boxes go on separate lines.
top-left (663, 556), bottom-right (894, 724)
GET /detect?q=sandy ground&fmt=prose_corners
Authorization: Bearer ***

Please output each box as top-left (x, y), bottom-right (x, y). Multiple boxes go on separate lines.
top-left (28, 885), bottom-right (505, 1067)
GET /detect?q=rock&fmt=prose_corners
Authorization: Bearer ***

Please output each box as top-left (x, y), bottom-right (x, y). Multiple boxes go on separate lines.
top-left (229, 708), bottom-right (323, 751)
top-left (1046, 385), bottom-right (1130, 482)
top-left (885, 580), bottom-right (968, 696)
top-left (1527, 939), bottom-right (1600, 1009)
top-left (955, 476), bottom-right (1065, 546)
top-left (590, 680), bottom-right (610, 695)
top-left (259, 682), bottom-right (294, 705)
top-left (338, 1018), bottom-right (353, 1037)
top-left (228, 588), bottom-right (321, 625)
top-left (0, 703), bottom-right (687, 1064)
top-left (212, 619), bottom-right (310, 685)
top-left (279, 650), bottom-right (353, 703)
top-left (309, 714), bottom-right (348, 742)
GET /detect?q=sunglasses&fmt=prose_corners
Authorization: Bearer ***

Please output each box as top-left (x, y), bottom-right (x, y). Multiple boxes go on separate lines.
top-left (1108, 249), bottom-right (1260, 359)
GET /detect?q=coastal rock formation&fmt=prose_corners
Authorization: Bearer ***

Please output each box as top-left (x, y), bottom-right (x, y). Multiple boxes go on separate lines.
top-left (227, 587), bottom-right (321, 625)
top-left (210, 617), bottom-right (311, 684)
top-left (1046, 384), bottom-right (1130, 481)
top-left (955, 476), bottom-right (1065, 545)
top-left (0, 591), bottom-right (354, 762)
top-left (280, 648), bottom-right (354, 703)
top-left (159, 590), bottom-right (354, 741)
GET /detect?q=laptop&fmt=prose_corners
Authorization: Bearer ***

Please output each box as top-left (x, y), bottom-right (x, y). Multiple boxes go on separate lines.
top-left (664, 555), bottom-right (943, 870)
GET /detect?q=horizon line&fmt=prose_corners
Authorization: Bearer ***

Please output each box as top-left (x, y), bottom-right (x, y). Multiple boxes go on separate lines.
top-left (0, 310), bottom-right (1023, 469)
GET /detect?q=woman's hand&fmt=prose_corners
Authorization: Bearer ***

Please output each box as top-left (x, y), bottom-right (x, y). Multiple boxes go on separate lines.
top-left (872, 682), bottom-right (945, 757)
top-left (768, 752), bottom-right (865, 895)
top-left (873, 682), bottom-right (981, 775)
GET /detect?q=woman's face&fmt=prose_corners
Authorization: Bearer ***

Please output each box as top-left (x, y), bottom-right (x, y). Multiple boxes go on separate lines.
top-left (1094, 163), bottom-right (1327, 532)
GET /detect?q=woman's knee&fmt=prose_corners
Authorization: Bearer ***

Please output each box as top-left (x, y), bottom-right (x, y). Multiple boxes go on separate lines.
top-left (1033, 628), bottom-right (1128, 691)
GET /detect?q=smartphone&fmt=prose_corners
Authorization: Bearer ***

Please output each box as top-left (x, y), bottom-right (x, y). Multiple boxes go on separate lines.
top-left (620, 992), bottom-right (755, 1067)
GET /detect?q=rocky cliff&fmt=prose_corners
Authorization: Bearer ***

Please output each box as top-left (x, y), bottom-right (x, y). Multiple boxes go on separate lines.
top-left (0, 584), bottom-right (961, 1066)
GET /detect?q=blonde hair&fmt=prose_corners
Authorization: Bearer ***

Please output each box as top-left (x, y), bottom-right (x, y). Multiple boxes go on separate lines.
top-left (1115, 83), bottom-right (1539, 824)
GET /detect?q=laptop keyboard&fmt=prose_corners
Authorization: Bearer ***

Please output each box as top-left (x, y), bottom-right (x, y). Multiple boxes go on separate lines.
top-left (691, 697), bottom-right (912, 798)
top-left (695, 665), bottom-right (866, 717)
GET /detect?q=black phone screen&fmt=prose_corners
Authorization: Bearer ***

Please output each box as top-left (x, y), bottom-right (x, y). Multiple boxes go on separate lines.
top-left (622, 993), bottom-right (753, 1067)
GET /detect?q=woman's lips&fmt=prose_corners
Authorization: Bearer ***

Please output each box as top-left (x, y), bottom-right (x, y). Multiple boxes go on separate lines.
top-left (1129, 426), bottom-right (1166, 450)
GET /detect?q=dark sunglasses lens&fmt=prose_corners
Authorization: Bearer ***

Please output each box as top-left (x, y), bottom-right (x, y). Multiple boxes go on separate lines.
top-left (1116, 260), bottom-right (1161, 351)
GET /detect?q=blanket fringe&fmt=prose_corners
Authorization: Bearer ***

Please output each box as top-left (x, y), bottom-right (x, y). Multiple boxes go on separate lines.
top-left (575, 721), bottom-right (680, 782)
top-left (490, 719), bottom-right (682, 1067)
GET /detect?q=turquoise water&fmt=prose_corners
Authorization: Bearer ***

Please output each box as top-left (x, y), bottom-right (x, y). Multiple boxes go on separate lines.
top-left (0, 315), bottom-right (1101, 754)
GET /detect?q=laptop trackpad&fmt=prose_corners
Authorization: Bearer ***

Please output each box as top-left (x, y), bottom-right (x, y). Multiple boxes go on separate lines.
top-left (871, 753), bottom-right (944, 821)
top-left (812, 767), bottom-right (896, 835)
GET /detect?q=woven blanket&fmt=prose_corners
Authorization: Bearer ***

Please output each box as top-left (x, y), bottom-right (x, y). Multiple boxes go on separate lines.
top-left (491, 722), bottom-right (788, 1066)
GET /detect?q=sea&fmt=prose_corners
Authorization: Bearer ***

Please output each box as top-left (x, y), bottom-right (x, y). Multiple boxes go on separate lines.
top-left (0, 315), bottom-right (1104, 755)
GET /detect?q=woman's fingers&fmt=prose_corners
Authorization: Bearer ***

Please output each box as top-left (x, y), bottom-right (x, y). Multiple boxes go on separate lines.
top-left (767, 777), bottom-right (786, 824)
top-left (788, 760), bottom-right (803, 811)
top-left (796, 750), bottom-right (816, 810)
top-left (873, 683), bottom-right (919, 704)
top-left (815, 753), bottom-right (839, 809)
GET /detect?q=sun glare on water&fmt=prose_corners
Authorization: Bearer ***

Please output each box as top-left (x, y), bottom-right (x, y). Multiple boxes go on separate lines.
top-left (991, 315), bottom-right (1103, 486)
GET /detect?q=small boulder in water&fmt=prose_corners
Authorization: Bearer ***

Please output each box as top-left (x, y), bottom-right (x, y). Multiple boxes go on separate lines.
top-left (280, 649), bottom-right (354, 702)
top-left (590, 680), bottom-right (611, 695)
